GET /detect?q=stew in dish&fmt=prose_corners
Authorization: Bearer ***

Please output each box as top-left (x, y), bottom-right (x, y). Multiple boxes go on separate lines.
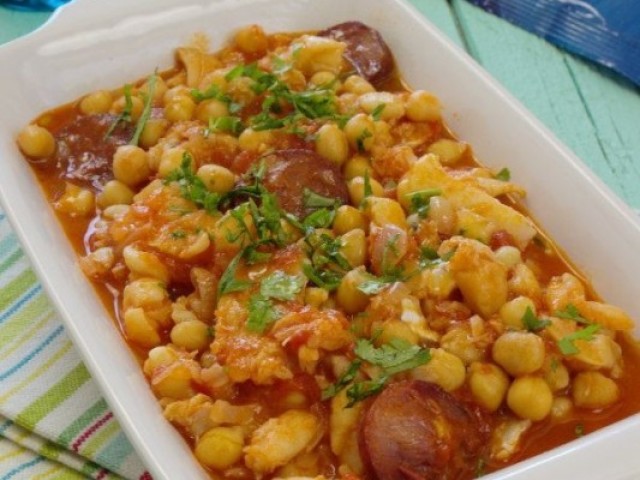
top-left (17, 22), bottom-right (640, 480)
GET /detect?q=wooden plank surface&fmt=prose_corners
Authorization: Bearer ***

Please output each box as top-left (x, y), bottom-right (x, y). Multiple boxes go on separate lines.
top-left (450, 0), bottom-right (640, 208)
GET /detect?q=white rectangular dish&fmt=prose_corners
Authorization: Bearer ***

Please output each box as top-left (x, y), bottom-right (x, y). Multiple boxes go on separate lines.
top-left (1, 0), bottom-right (639, 479)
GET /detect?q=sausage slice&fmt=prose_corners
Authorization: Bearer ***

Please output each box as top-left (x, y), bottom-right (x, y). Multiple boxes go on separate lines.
top-left (53, 113), bottom-right (134, 190)
top-left (361, 380), bottom-right (485, 480)
top-left (262, 149), bottom-right (349, 218)
top-left (319, 21), bottom-right (394, 85)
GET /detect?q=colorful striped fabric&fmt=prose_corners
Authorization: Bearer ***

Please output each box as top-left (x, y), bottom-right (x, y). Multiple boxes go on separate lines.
top-left (0, 208), bottom-right (149, 479)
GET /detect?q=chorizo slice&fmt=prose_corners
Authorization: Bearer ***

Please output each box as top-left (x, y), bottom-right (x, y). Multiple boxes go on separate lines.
top-left (318, 21), bottom-right (394, 85)
top-left (262, 149), bottom-right (349, 218)
top-left (53, 113), bottom-right (134, 190)
top-left (361, 380), bottom-right (485, 480)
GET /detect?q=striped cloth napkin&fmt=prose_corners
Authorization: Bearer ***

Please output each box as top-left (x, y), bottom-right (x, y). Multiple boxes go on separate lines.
top-left (0, 208), bottom-right (150, 479)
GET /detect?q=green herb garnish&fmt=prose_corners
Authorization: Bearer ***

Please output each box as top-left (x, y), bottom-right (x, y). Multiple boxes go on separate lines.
top-left (104, 84), bottom-right (133, 139)
top-left (554, 303), bottom-right (590, 325)
top-left (130, 73), bottom-right (157, 146)
top-left (371, 104), bottom-right (386, 121)
top-left (521, 306), bottom-right (550, 331)
top-left (260, 270), bottom-right (305, 301)
top-left (322, 338), bottom-right (431, 406)
top-left (165, 153), bottom-right (221, 214)
top-left (246, 294), bottom-right (278, 333)
top-left (405, 188), bottom-right (442, 218)
top-left (217, 250), bottom-right (251, 298)
top-left (303, 188), bottom-right (339, 209)
top-left (495, 167), bottom-right (511, 181)
top-left (557, 324), bottom-right (601, 355)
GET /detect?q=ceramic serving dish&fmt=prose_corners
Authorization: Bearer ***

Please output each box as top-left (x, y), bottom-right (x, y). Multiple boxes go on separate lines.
top-left (1, 0), bottom-right (639, 478)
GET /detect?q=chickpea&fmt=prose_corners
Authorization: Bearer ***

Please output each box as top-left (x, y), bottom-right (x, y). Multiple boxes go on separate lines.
top-left (164, 95), bottom-right (196, 122)
top-left (97, 180), bottom-right (135, 208)
top-left (347, 175), bottom-right (384, 206)
top-left (543, 356), bottom-right (570, 392)
top-left (123, 246), bottom-right (169, 283)
top-left (359, 92), bottom-right (405, 121)
top-left (304, 287), bottom-right (329, 308)
top-left (170, 320), bottom-right (210, 351)
top-left (344, 113), bottom-right (375, 152)
top-left (309, 71), bottom-right (340, 90)
top-left (494, 245), bottom-right (522, 269)
top-left (238, 128), bottom-right (273, 152)
top-left (234, 25), bottom-right (268, 55)
top-left (339, 228), bottom-right (366, 268)
top-left (315, 123), bottom-right (349, 165)
top-left (197, 164), bottom-right (235, 194)
top-left (572, 371), bottom-right (620, 409)
top-left (79, 90), bottom-right (113, 115)
top-left (111, 94), bottom-right (144, 121)
top-left (366, 197), bottom-right (407, 229)
top-left (427, 139), bottom-right (467, 165)
top-left (411, 348), bottom-right (466, 392)
top-left (550, 396), bottom-right (573, 420)
top-left (499, 296), bottom-right (537, 330)
top-left (139, 118), bottom-right (169, 149)
top-left (196, 426), bottom-right (244, 470)
top-left (342, 75), bottom-right (375, 95)
top-left (152, 363), bottom-right (194, 399)
top-left (158, 147), bottom-right (188, 178)
top-left (112, 145), bottom-right (150, 187)
top-left (163, 85), bottom-right (191, 105)
top-left (195, 99), bottom-right (229, 123)
top-left (139, 76), bottom-right (167, 105)
top-left (492, 331), bottom-right (545, 376)
top-left (424, 197), bottom-right (455, 236)
top-left (507, 376), bottom-right (553, 421)
top-left (54, 183), bottom-right (95, 217)
top-left (469, 362), bottom-right (510, 412)
top-left (336, 268), bottom-right (370, 314)
top-left (377, 320), bottom-right (419, 346)
top-left (405, 90), bottom-right (441, 122)
top-left (343, 155), bottom-right (373, 180)
top-left (17, 124), bottom-right (56, 158)
top-left (333, 205), bottom-right (366, 235)
top-left (123, 308), bottom-right (160, 348)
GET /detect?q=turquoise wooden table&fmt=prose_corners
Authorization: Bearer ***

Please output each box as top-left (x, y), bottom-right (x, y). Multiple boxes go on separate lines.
top-left (0, 1), bottom-right (639, 479)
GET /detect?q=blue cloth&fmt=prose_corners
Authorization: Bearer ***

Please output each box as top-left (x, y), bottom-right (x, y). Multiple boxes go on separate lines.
top-left (467, 0), bottom-right (640, 86)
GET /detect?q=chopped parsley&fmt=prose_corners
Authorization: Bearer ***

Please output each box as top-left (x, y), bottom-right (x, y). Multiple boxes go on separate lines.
top-left (302, 208), bottom-right (335, 230)
top-left (165, 153), bottom-right (221, 214)
top-left (260, 270), bottom-right (305, 301)
top-left (303, 188), bottom-right (340, 209)
top-left (405, 188), bottom-right (442, 218)
top-left (104, 84), bottom-right (134, 139)
top-left (170, 230), bottom-right (187, 239)
top-left (371, 103), bottom-right (386, 121)
top-left (206, 115), bottom-right (244, 136)
top-left (495, 167), bottom-right (511, 181)
top-left (574, 423), bottom-right (585, 437)
top-left (246, 294), bottom-right (278, 334)
top-left (302, 262), bottom-right (343, 292)
top-left (191, 84), bottom-right (242, 113)
top-left (321, 360), bottom-right (362, 401)
top-left (223, 63), bottom-right (344, 134)
top-left (130, 73), bottom-right (157, 146)
top-left (557, 324), bottom-right (601, 355)
top-left (217, 250), bottom-right (251, 298)
top-left (322, 338), bottom-right (431, 406)
top-left (554, 303), bottom-right (590, 325)
top-left (521, 307), bottom-right (550, 331)
top-left (356, 128), bottom-right (372, 152)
